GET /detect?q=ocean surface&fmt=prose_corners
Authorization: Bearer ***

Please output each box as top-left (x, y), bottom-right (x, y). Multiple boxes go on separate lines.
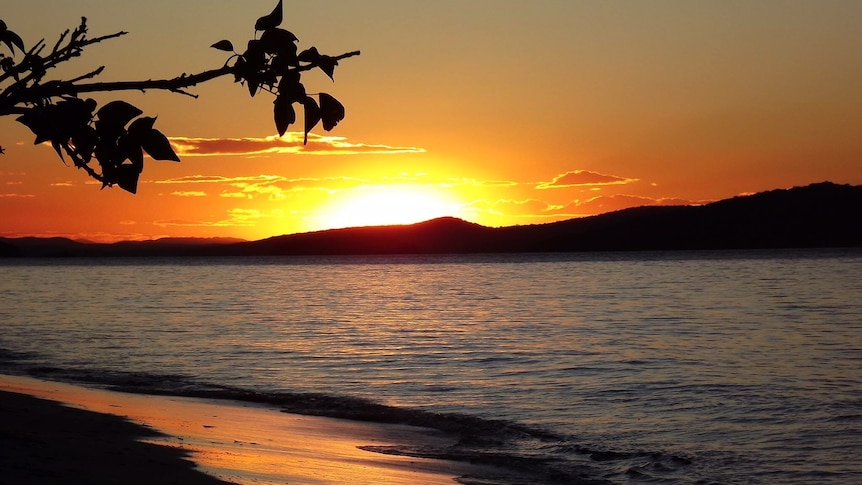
top-left (1, 249), bottom-right (860, 484)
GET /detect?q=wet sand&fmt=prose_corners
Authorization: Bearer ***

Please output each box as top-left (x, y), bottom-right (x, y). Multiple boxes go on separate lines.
top-left (0, 375), bottom-right (500, 485)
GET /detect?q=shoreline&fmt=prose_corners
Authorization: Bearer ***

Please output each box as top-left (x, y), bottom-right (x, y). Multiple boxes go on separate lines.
top-left (0, 389), bottom-right (231, 485)
top-left (0, 374), bottom-right (504, 485)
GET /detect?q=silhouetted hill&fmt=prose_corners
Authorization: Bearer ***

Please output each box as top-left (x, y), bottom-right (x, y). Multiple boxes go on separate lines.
top-left (215, 181), bottom-right (861, 255)
top-left (0, 236), bottom-right (244, 258)
top-left (2, 182), bottom-right (860, 257)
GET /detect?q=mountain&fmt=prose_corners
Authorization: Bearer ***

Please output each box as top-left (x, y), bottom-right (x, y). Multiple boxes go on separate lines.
top-left (2, 182), bottom-right (860, 257)
top-left (0, 237), bottom-right (244, 258)
top-left (222, 182), bottom-right (860, 255)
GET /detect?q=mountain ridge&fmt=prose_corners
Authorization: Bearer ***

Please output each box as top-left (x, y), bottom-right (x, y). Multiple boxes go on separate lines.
top-left (2, 181), bottom-right (860, 257)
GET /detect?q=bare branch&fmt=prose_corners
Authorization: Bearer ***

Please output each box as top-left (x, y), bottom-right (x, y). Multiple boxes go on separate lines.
top-left (295, 51), bottom-right (361, 73)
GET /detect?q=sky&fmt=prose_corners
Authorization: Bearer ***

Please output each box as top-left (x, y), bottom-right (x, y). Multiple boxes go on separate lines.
top-left (2, 1), bottom-right (861, 242)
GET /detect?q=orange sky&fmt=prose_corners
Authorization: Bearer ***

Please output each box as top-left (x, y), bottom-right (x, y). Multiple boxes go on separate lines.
top-left (2, 1), bottom-right (861, 242)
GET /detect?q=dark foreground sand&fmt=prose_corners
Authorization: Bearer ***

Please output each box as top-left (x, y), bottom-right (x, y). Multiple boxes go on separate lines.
top-left (0, 390), bottom-right (233, 485)
top-left (0, 375), bottom-right (505, 484)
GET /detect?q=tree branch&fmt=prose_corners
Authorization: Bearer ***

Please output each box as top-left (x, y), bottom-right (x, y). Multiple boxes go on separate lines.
top-left (295, 50), bottom-right (361, 73)
top-left (18, 50), bottom-right (361, 101)
top-left (37, 65), bottom-right (234, 98)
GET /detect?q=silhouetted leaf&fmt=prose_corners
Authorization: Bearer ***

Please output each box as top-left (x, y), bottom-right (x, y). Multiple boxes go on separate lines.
top-left (97, 101), bottom-right (142, 129)
top-left (128, 116), bottom-right (157, 138)
top-left (318, 56), bottom-right (338, 80)
top-left (270, 52), bottom-right (297, 73)
top-left (242, 40), bottom-right (266, 67)
top-left (16, 111), bottom-right (52, 144)
top-left (53, 99), bottom-right (95, 143)
top-left (232, 57), bottom-right (248, 82)
top-left (119, 133), bottom-right (144, 169)
top-left (273, 94), bottom-right (296, 137)
top-left (247, 77), bottom-right (260, 97)
top-left (115, 164), bottom-right (140, 194)
top-left (319, 93), bottom-right (345, 131)
top-left (71, 126), bottom-right (98, 163)
top-left (297, 47), bottom-right (320, 63)
top-left (140, 128), bottom-right (180, 162)
top-left (260, 28), bottom-right (297, 55)
top-left (302, 96), bottom-right (320, 145)
top-left (211, 40), bottom-right (234, 52)
top-left (0, 26), bottom-right (25, 55)
top-left (2, 33), bottom-right (25, 56)
top-left (277, 72), bottom-right (306, 103)
top-left (51, 141), bottom-right (65, 161)
top-left (255, 0), bottom-right (283, 31)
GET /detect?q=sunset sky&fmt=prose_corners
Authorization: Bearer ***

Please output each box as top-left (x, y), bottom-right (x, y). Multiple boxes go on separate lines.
top-left (2, 1), bottom-right (861, 242)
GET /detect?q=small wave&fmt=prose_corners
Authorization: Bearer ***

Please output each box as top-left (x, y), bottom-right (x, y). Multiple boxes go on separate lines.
top-left (1, 361), bottom-right (697, 484)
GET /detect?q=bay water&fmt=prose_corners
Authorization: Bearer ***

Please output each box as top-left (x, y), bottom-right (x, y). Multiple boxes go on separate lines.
top-left (1, 249), bottom-right (860, 483)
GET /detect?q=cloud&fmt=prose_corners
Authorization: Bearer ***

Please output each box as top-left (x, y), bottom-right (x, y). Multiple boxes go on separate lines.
top-left (222, 183), bottom-right (287, 201)
top-left (169, 134), bottom-right (425, 157)
top-left (489, 199), bottom-right (559, 216)
top-left (153, 208), bottom-right (285, 228)
top-left (537, 170), bottom-right (638, 189)
top-left (0, 193), bottom-right (35, 198)
top-left (171, 191), bottom-right (207, 197)
top-left (467, 193), bottom-right (706, 222)
top-left (559, 194), bottom-right (703, 215)
top-left (155, 173), bottom-right (508, 201)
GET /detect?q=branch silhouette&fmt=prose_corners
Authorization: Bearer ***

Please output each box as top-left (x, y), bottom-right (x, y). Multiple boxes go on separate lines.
top-left (0, 1), bottom-right (359, 193)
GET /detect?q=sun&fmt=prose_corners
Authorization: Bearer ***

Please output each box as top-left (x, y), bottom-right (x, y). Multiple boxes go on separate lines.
top-left (319, 185), bottom-right (462, 229)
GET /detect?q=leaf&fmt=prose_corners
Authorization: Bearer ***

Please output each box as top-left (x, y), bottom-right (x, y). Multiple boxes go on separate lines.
top-left (319, 93), bottom-right (345, 131)
top-left (71, 126), bottom-right (98, 163)
top-left (140, 128), bottom-right (180, 162)
top-left (97, 101), bottom-right (143, 129)
top-left (318, 56), bottom-right (338, 80)
top-left (128, 116), bottom-right (158, 138)
top-left (277, 73), bottom-right (306, 103)
top-left (302, 96), bottom-right (321, 145)
top-left (255, 0), bottom-right (283, 31)
top-left (211, 39), bottom-right (234, 52)
top-left (273, 94), bottom-right (296, 137)
top-left (297, 47), bottom-right (320, 63)
top-left (1, 29), bottom-right (25, 55)
top-left (247, 77), bottom-right (260, 97)
top-left (16, 111), bottom-right (52, 143)
top-left (259, 28), bottom-right (298, 55)
top-left (118, 133), bottom-right (144, 170)
top-left (51, 140), bottom-right (65, 162)
top-left (115, 164), bottom-right (140, 194)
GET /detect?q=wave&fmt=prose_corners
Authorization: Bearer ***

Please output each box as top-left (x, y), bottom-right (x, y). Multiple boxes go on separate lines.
top-left (0, 354), bottom-right (697, 484)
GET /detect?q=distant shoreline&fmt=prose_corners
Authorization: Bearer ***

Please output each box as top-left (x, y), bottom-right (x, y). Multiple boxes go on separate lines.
top-left (2, 182), bottom-right (861, 257)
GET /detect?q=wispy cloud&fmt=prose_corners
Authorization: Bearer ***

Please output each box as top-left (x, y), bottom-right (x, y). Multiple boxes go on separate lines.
top-left (153, 208), bottom-right (285, 228)
top-left (154, 174), bottom-right (510, 201)
top-left (0, 193), bottom-right (35, 198)
top-left (467, 193), bottom-right (705, 222)
top-left (558, 194), bottom-right (702, 215)
top-left (169, 134), bottom-right (425, 157)
top-left (537, 170), bottom-right (638, 189)
top-left (171, 191), bottom-right (207, 197)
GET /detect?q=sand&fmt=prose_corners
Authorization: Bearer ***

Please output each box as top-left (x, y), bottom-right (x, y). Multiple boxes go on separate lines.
top-left (0, 374), bottom-right (501, 485)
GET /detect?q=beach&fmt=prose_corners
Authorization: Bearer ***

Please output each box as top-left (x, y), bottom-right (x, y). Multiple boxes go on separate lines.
top-left (0, 375), bottom-right (500, 485)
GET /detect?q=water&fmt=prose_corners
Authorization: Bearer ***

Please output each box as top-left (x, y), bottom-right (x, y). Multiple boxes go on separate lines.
top-left (1, 250), bottom-right (860, 484)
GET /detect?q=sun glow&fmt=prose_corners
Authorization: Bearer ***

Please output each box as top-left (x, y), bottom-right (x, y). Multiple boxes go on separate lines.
top-left (320, 185), bottom-right (461, 229)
